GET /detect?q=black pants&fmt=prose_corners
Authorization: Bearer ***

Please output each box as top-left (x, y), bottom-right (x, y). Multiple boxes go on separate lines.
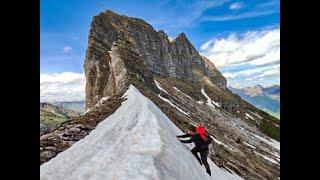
top-left (191, 147), bottom-right (211, 176)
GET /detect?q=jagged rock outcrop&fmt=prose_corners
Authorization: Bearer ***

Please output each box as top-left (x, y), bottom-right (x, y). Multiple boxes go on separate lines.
top-left (84, 10), bottom-right (227, 108)
top-left (201, 56), bottom-right (227, 89)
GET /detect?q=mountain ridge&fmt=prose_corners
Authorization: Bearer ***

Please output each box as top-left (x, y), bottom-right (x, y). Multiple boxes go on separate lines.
top-left (41, 10), bottom-right (280, 179)
top-left (41, 85), bottom-right (242, 180)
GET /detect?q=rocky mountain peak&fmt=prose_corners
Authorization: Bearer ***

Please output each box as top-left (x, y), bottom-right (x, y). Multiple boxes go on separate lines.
top-left (84, 10), bottom-right (227, 108)
top-left (157, 30), bottom-right (167, 36)
top-left (241, 84), bottom-right (280, 98)
top-left (243, 86), bottom-right (263, 97)
top-left (175, 32), bottom-right (187, 41)
top-left (254, 84), bottom-right (264, 89)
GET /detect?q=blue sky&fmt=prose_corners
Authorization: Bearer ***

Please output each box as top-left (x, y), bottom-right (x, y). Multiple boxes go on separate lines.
top-left (40, 0), bottom-right (279, 101)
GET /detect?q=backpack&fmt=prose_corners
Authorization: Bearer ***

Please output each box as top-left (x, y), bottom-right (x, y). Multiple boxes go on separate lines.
top-left (196, 126), bottom-right (207, 141)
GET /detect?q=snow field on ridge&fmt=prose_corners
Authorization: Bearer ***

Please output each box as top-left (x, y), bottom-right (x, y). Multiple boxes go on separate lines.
top-left (40, 85), bottom-right (242, 180)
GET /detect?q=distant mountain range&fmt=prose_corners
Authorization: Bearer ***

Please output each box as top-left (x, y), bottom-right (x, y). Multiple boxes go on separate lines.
top-left (40, 102), bottom-right (82, 133)
top-left (228, 85), bottom-right (280, 118)
top-left (51, 101), bottom-right (85, 113)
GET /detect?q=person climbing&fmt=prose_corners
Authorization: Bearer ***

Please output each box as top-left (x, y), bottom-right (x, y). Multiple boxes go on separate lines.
top-left (176, 124), bottom-right (213, 176)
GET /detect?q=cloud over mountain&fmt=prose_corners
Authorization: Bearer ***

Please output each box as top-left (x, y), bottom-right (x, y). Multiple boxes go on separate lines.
top-left (200, 27), bottom-right (279, 88)
top-left (40, 72), bottom-right (85, 102)
top-left (200, 28), bottom-right (279, 68)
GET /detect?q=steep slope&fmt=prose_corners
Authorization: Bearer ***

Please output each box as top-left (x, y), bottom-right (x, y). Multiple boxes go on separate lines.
top-left (40, 103), bottom-right (81, 132)
top-left (41, 85), bottom-right (242, 180)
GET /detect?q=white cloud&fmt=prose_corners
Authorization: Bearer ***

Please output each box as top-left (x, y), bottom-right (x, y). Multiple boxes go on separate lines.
top-left (222, 64), bottom-right (279, 79)
top-left (201, 9), bottom-right (277, 22)
top-left (255, 66), bottom-right (280, 78)
top-left (228, 75), bottom-right (279, 89)
top-left (200, 28), bottom-right (280, 68)
top-left (222, 72), bottom-right (237, 79)
top-left (229, 2), bottom-right (244, 10)
top-left (63, 46), bottom-right (72, 53)
top-left (40, 72), bottom-right (85, 102)
top-left (223, 63), bottom-right (280, 88)
top-left (233, 82), bottom-right (241, 88)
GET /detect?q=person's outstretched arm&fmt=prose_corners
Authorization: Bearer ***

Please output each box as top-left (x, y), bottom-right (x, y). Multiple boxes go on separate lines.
top-left (179, 139), bottom-right (193, 143)
top-left (179, 136), bottom-right (195, 143)
top-left (176, 134), bottom-right (191, 138)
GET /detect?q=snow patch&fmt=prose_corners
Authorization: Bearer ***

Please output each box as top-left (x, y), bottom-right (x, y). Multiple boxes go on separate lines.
top-left (243, 141), bottom-right (256, 149)
top-left (197, 101), bottom-right (204, 104)
top-left (212, 100), bottom-right (220, 107)
top-left (237, 125), bottom-right (280, 151)
top-left (248, 110), bottom-right (263, 119)
top-left (83, 96), bottom-right (109, 114)
top-left (173, 87), bottom-right (192, 99)
top-left (270, 151), bottom-right (280, 159)
top-left (255, 151), bottom-right (279, 165)
top-left (251, 133), bottom-right (280, 151)
top-left (158, 94), bottom-right (189, 116)
top-left (83, 108), bottom-right (91, 114)
top-left (201, 88), bottom-right (220, 108)
top-left (211, 136), bottom-right (238, 152)
top-left (245, 113), bottom-right (254, 120)
top-left (41, 85), bottom-right (242, 180)
top-left (154, 79), bottom-right (169, 94)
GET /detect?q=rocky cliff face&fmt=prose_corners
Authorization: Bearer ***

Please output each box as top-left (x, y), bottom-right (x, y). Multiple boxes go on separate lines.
top-left (84, 10), bottom-right (227, 108)
top-left (41, 10), bottom-right (279, 179)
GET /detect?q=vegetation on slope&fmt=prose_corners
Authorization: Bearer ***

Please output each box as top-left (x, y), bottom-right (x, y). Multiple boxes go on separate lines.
top-left (40, 103), bottom-right (81, 133)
